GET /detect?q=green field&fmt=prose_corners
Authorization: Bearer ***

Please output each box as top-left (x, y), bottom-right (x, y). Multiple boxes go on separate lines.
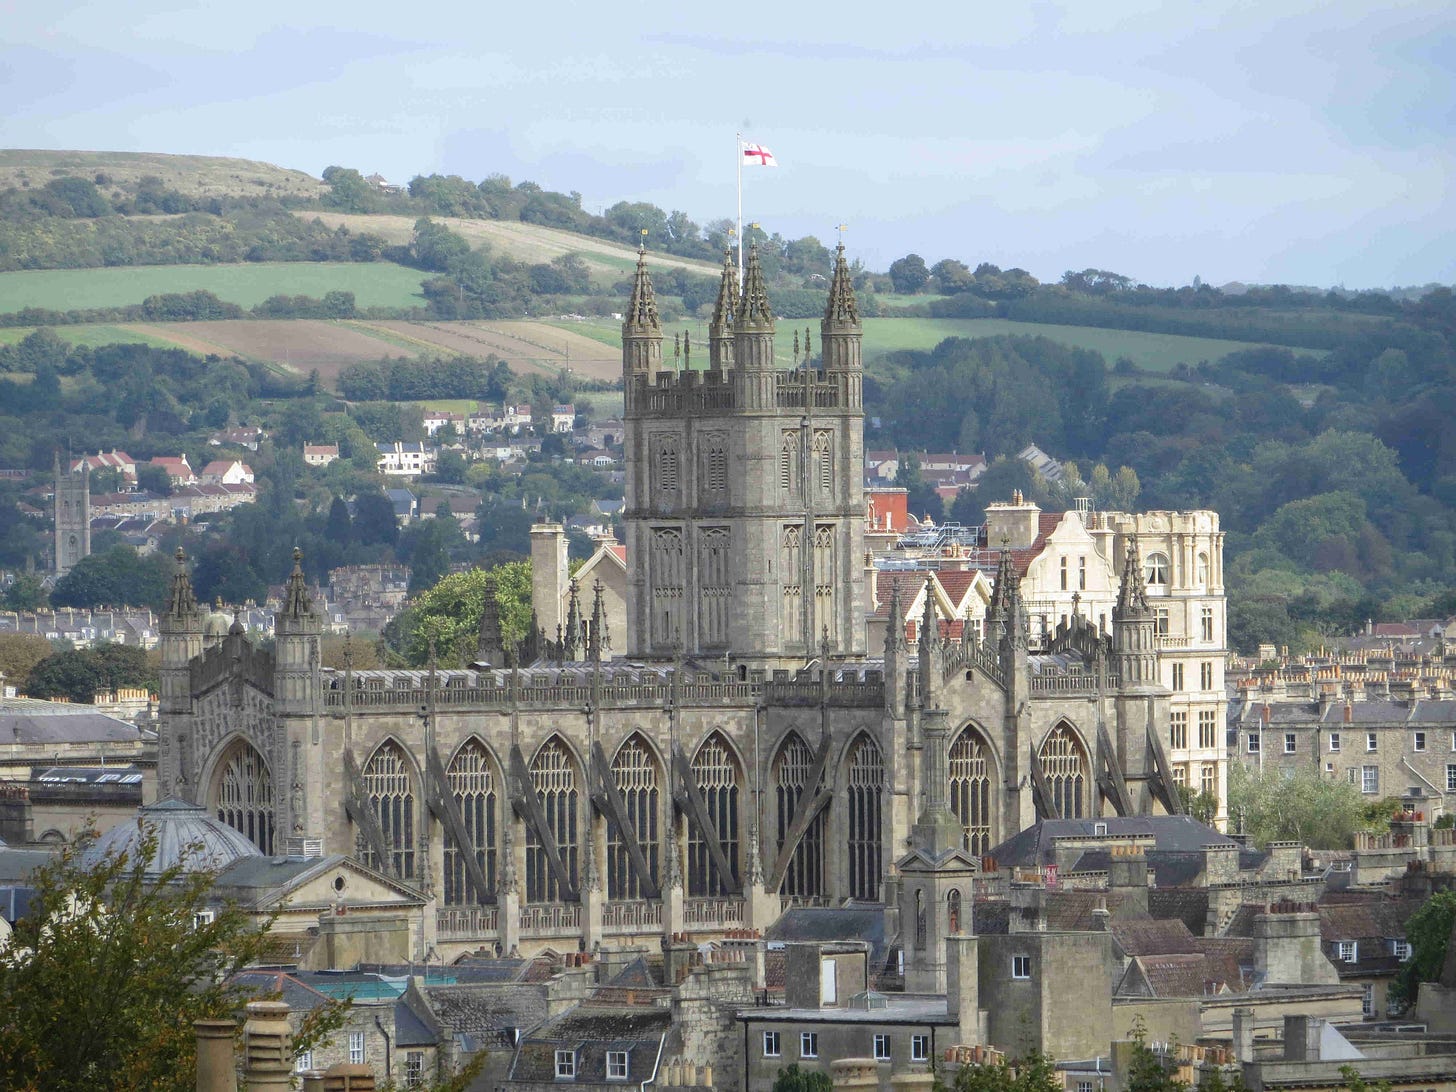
top-left (0, 323), bottom-right (178, 349)
top-left (0, 262), bottom-right (430, 312)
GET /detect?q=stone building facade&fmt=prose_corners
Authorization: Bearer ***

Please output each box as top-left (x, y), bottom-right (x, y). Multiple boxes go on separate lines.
top-left (53, 452), bottom-right (90, 576)
top-left (155, 251), bottom-right (1191, 959)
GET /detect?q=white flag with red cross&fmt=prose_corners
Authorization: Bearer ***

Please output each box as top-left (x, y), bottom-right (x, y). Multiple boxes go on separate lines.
top-left (741, 142), bottom-right (777, 167)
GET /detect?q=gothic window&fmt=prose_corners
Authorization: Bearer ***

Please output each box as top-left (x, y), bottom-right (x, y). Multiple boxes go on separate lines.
top-left (846, 735), bottom-right (883, 902)
top-left (1039, 724), bottom-right (1089, 819)
top-left (1144, 552), bottom-right (1170, 587)
top-left (698, 528), bottom-right (731, 648)
top-left (813, 431), bottom-right (833, 495)
top-left (361, 741), bottom-right (416, 879)
top-left (651, 529), bottom-right (685, 648)
top-left (655, 438), bottom-right (680, 502)
top-left (814, 526), bottom-right (835, 645)
top-left (444, 739), bottom-right (497, 905)
top-left (948, 889), bottom-right (962, 934)
top-left (774, 733), bottom-right (824, 898)
top-left (782, 526), bottom-right (803, 645)
top-left (702, 435), bottom-right (728, 501)
top-left (527, 738), bottom-right (579, 902)
top-left (949, 727), bottom-right (994, 856)
top-left (779, 433), bottom-right (799, 497)
top-left (212, 739), bottom-right (274, 854)
top-left (687, 733), bottom-right (740, 895)
top-left (607, 735), bottom-right (660, 900)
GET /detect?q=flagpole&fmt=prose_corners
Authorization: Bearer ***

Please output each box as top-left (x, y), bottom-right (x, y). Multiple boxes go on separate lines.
top-left (736, 131), bottom-right (744, 282)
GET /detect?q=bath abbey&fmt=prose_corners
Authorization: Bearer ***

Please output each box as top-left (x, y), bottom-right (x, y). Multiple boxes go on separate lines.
top-left (156, 244), bottom-right (1226, 957)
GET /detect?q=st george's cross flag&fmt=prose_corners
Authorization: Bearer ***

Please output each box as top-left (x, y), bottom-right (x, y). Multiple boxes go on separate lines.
top-left (742, 142), bottom-right (777, 167)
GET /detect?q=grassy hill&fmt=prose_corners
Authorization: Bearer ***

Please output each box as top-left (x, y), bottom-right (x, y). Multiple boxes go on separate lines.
top-left (0, 149), bottom-right (325, 200)
top-left (0, 262), bottom-right (428, 312)
top-left (300, 211), bottom-right (721, 285)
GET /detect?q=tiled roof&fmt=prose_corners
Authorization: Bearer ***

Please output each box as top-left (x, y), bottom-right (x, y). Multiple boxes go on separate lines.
top-left (1109, 918), bottom-right (1198, 957)
top-left (510, 1005), bottom-right (671, 1083)
top-left (1045, 889), bottom-right (1145, 931)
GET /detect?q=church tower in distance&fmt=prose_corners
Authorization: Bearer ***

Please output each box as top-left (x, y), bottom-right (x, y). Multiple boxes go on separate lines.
top-left (53, 452), bottom-right (90, 576)
top-left (623, 243), bottom-right (866, 665)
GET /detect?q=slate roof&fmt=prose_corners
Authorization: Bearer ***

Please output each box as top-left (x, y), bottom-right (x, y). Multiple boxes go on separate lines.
top-left (989, 816), bottom-right (1237, 870)
top-left (766, 907), bottom-right (888, 967)
top-left (0, 703), bottom-right (142, 744)
top-left (424, 983), bottom-right (550, 1047)
top-left (229, 970), bottom-right (334, 1012)
top-left (510, 1004), bottom-right (671, 1083)
top-left (395, 997), bottom-right (438, 1047)
top-left (1045, 889), bottom-right (1145, 931)
top-left (1122, 953), bottom-right (1235, 998)
top-left (604, 956), bottom-right (661, 989)
top-left (0, 848), bottom-right (54, 885)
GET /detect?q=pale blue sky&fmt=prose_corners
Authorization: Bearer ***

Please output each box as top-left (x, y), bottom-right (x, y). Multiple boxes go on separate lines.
top-left (6, 0), bottom-right (1453, 289)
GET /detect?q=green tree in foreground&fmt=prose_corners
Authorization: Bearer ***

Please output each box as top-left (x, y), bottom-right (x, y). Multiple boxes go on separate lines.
top-left (0, 827), bottom-right (338, 1092)
top-left (1227, 762), bottom-right (1368, 849)
top-left (383, 561), bottom-right (532, 666)
top-left (25, 642), bottom-right (155, 704)
top-left (773, 1064), bottom-right (833, 1092)
top-left (1390, 890), bottom-right (1456, 1011)
top-left (935, 1049), bottom-right (1062, 1092)
top-left (1125, 1016), bottom-right (1188, 1092)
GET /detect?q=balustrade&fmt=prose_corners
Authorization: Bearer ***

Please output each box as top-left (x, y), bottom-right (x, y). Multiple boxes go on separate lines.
top-left (602, 901), bottom-right (664, 932)
top-left (519, 903), bottom-right (582, 936)
top-left (436, 905), bottom-right (499, 939)
top-left (684, 898), bottom-right (745, 928)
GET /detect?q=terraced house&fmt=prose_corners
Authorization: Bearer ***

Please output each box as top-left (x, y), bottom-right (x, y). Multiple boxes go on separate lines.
top-left (154, 246), bottom-right (1219, 959)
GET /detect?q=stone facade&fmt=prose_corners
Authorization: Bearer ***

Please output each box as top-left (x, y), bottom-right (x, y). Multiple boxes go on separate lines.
top-left (53, 452), bottom-right (90, 576)
top-left (154, 253), bottom-right (1193, 961)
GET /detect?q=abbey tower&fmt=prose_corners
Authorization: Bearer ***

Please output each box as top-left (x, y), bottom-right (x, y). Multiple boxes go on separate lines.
top-left (622, 244), bottom-right (866, 664)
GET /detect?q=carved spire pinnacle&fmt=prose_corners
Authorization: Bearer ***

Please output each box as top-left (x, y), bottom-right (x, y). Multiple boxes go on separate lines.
top-left (282, 546), bottom-right (313, 619)
top-left (477, 573), bottom-right (503, 665)
top-left (588, 579), bottom-right (605, 663)
top-left (563, 580), bottom-right (581, 661)
top-left (1115, 537), bottom-right (1153, 619)
top-left (885, 578), bottom-right (907, 654)
top-left (823, 242), bottom-right (861, 329)
top-left (624, 246), bottom-right (660, 333)
top-left (166, 546), bottom-right (198, 619)
top-left (710, 248), bottom-right (739, 329)
top-left (736, 243), bottom-right (774, 330)
top-left (920, 575), bottom-right (940, 653)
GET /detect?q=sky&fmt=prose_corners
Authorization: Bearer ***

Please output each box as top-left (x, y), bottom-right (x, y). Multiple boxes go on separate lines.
top-left (5, 0), bottom-right (1453, 289)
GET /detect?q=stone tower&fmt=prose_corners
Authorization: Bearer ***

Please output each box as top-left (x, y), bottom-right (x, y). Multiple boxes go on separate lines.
top-left (53, 452), bottom-right (90, 576)
top-left (623, 244), bottom-right (866, 664)
top-left (157, 548), bottom-right (205, 797)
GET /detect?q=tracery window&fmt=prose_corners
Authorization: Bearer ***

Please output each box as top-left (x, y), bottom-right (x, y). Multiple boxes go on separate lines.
top-left (846, 735), bottom-right (883, 902)
top-left (361, 741), bottom-right (415, 879)
top-left (1039, 724), bottom-right (1088, 819)
top-left (651, 528), bottom-right (684, 648)
top-left (813, 431), bottom-right (833, 495)
top-left (688, 733), bottom-right (740, 896)
top-left (213, 739), bottom-right (274, 854)
top-left (782, 525), bottom-right (803, 645)
top-left (656, 439), bottom-right (680, 501)
top-left (814, 526), bottom-right (835, 645)
top-left (444, 739), bottom-right (497, 905)
top-left (527, 738), bottom-right (579, 902)
top-left (780, 432), bottom-right (800, 496)
top-left (774, 733), bottom-right (824, 898)
top-left (698, 527), bottom-right (731, 648)
top-left (607, 735), bottom-right (660, 900)
top-left (949, 727), bottom-right (993, 856)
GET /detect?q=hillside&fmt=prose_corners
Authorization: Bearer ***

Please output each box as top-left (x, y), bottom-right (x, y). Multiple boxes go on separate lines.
top-left (0, 149), bottom-right (325, 201)
top-left (300, 211), bottom-right (720, 284)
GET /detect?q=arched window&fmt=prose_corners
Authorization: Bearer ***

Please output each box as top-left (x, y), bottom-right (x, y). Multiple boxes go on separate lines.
top-left (774, 733), bottom-right (824, 898)
top-left (444, 740), bottom-right (497, 905)
top-left (814, 526), bottom-right (835, 644)
top-left (813, 431), bottom-right (833, 495)
top-left (362, 741), bottom-right (415, 879)
top-left (1144, 552), bottom-right (1170, 587)
top-left (779, 433), bottom-right (799, 496)
top-left (608, 735), bottom-right (660, 900)
top-left (1196, 552), bottom-right (1210, 586)
top-left (846, 736), bottom-right (883, 902)
top-left (688, 733), bottom-right (740, 896)
top-left (527, 738), bottom-right (579, 902)
top-left (213, 739), bottom-right (274, 854)
top-left (949, 727), bottom-right (994, 856)
top-left (782, 526), bottom-right (804, 645)
top-left (948, 889), bottom-right (962, 934)
top-left (914, 889), bottom-right (926, 950)
top-left (1039, 725), bottom-right (1089, 819)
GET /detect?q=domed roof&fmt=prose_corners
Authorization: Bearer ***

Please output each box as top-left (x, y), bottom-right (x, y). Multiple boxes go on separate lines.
top-left (204, 605), bottom-right (231, 638)
top-left (80, 798), bottom-right (263, 878)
